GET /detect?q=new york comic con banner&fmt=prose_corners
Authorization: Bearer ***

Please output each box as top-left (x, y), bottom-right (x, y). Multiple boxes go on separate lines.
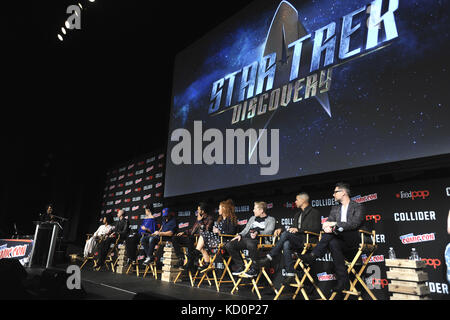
top-left (101, 152), bottom-right (166, 231)
top-left (170, 177), bottom-right (450, 300)
top-left (0, 239), bottom-right (33, 266)
top-left (165, 0), bottom-right (450, 198)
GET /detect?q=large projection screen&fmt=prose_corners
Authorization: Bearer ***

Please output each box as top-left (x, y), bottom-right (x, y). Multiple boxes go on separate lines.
top-left (165, 0), bottom-right (450, 197)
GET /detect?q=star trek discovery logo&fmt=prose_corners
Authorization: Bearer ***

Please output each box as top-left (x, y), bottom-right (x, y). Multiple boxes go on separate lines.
top-left (209, 0), bottom-right (399, 125)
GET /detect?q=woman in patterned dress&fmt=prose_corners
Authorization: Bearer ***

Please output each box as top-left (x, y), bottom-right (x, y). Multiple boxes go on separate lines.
top-left (196, 199), bottom-right (238, 270)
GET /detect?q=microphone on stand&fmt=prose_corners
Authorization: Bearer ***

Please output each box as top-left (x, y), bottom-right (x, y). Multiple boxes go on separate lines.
top-left (13, 223), bottom-right (18, 239)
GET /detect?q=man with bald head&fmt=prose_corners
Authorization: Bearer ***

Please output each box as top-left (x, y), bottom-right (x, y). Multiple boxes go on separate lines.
top-left (256, 192), bottom-right (321, 284)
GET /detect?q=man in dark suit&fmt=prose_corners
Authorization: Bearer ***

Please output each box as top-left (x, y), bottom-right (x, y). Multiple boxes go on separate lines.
top-left (300, 182), bottom-right (365, 292)
top-left (256, 192), bottom-right (321, 284)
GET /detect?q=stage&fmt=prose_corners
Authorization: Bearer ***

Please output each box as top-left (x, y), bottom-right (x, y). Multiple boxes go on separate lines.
top-left (79, 267), bottom-right (279, 300)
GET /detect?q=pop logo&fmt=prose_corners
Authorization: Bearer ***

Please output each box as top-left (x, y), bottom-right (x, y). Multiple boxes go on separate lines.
top-left (366, 214), bottom-right (381, 223)
top-left (396, 190), bottom-right (430, 200)
top-left (421, 258), bottom-right (441, 269)
top-left (372, 278), bottom-right (388, 288)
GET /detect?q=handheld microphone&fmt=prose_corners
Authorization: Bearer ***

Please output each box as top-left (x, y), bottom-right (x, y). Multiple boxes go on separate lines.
top-left (333, 226), bottom-right (344, 235)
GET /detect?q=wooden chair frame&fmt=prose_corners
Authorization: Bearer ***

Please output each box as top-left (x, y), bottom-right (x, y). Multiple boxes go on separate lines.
top-left (274, 231), bottom-right (327, 300)
top-left (143, 237), bottom-right (165, 279)
top-left (173, 235), bottom-right (206, 286)
top-left (230, 234), bottom-right (278, 300)
top-left (80, 234), bottom-right (98, 270)
top-left (126, 242), bottom-right (144, 277)
top-left (328, 229), bottom-right (378, 300)
top-left (196, 234), bottom-right (238, 292)
top-left (100, 235), bottom-right (121, 272)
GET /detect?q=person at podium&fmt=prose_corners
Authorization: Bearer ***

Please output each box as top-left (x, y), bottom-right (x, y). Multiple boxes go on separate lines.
top-left (40, 204), bottom-right (55, 222)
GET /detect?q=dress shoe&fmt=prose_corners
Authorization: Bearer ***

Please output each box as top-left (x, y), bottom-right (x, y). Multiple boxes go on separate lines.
top-left (232, 266), bottom-right (245, 276)
top-left (298, 253), bottom-right (315, 266)
top-left (243, 267), bottom-right (258, 278)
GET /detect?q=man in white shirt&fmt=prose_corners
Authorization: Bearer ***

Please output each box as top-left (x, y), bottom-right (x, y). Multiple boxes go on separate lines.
top-left (83, 214), bottom-right (114, 258)
top-left (299, 182), bottom-right (365, 293)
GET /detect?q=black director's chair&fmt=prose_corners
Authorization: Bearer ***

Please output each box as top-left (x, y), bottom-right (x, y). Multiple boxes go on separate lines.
top-left (274, 231), bottom-right (327, 300)
top-left (126, 243), bottom-right (144, 277)
top-left (173, 235), bottom-right (206, 287)
top-left (143, 237), bottom-right (167, 279)
top-left (230, 234), bottom-right (278, 300)
top-left (328, 227), bottom-right (378, 300)
top-left (80, 233), bottom-right (105, 270)
top-left (102, 234), bottom-right (122, 272)
top-left (196, 234), bottom-right (238, 292)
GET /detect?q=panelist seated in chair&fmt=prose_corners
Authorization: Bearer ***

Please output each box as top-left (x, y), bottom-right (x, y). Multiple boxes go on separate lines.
top-left (256, 192), bottom-right (321, 284)
top-left (83, 214), bottom-right (114, 258)
top-left (125, 205), bottom-right (156, 265)
top-left (95, 209), bottom-right (129, 270)
top-left (299, 182), bottom-right (365, 293)
top-left (226, 201), bottom-right (276, 278)
top-left (195, 199), bottom-right (238, 272)
top-left (142, 208), bottom-right (177, 265)
top-left (172, 202), bottom-right (214, 271)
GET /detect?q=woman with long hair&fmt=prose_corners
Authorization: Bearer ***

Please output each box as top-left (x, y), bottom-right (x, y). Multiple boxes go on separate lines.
top-left (195, 199), bottom-right (238, 270)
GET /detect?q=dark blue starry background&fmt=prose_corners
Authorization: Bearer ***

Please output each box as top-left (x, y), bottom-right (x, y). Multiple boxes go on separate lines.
top-left (165, 0), bottom-right (450, 197)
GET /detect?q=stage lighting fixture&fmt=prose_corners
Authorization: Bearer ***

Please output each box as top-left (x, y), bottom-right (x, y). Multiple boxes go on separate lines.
top-left (65, 21), bottom-right (70, 29)
top-left (61, 27), bottom-right (66, 35)
top-left (57, 34), bottom-right (63, 41)
top-left (78, 3), bottom-right (83, 9)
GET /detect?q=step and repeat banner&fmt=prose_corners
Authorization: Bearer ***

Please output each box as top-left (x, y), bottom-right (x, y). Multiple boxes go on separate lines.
top-left (100, 152), bottom-right (166, 231)
top-left (168, 177), bottom-right (450, 300)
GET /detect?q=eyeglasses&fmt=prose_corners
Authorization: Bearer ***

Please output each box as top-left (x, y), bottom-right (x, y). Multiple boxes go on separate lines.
top-left (333, 190), bottom-right (343, 194)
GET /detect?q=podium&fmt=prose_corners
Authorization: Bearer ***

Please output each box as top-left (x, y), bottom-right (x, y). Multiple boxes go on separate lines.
top-left (28, 221), bottom-right (62, 268)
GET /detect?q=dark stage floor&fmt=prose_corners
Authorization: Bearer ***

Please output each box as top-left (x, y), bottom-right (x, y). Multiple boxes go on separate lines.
top-left (21, 263), bottom-right (322, 300)
top-left (79, 267), bottom-right (274, 300)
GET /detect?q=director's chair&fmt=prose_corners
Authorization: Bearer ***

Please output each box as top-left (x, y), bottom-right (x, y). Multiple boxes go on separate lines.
top-left (173, 235), bottom-right (207, 286)
top-left (196, 234), bottom-right (238, 292)
top-left (142, 237), bottom-right (166, 279)
top-left (328, 227), bottom-right (378, 300)
top-left (80, 234), bottom-right (99, 270)
top-left (230, 234), bottom-right (278, 300)
top-left (274, 231), bottom-right (327, 300)
top-left (101, 235), bottom-right (122, 272)
top-left (126, 243), bottom-right (144, 277)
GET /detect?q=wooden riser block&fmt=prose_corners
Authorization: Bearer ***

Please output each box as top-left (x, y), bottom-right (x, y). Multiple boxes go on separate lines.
top-left (163, 247), bottom-right (175, 252)
top-left (386, 271), bottom-right (428, 282)
top-left (390, 293), bottom-right (431, 300)
top-left (161, 273), bottom-right (178, 282)
top-left (115, 266), bottom-right (127, 274)
top-left (162, 265), bottom-right (183, 272)
top-left (388, 267), bottom-right (419, 275)
top-left (385, 259), bottom-right (425, 269)
top-left (163, 252), bottom-right (178, 259)
top-left (388, 283), bottom-right (430, 296)
top-left (162, 258), bottom-right (179, 266)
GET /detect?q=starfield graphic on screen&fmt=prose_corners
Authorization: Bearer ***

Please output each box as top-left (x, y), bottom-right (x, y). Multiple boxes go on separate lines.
top-left (164, 0), bottom-right (450, 197)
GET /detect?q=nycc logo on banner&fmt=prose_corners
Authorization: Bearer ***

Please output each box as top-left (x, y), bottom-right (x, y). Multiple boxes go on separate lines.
top-left (396, 190), bottom-right (430, 200)
top-left (399, 232), bottom-right (435, 245)
top-left (0, 244), bottom-right (29, 259)
top-left (317, 272), bottom-right (336, 281)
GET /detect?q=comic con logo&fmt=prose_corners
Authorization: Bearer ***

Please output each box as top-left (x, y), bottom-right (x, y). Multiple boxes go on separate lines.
top-left (399, 232), bottom-right (435, 244)
top-left (395, 190), bottom-right (430, 200)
